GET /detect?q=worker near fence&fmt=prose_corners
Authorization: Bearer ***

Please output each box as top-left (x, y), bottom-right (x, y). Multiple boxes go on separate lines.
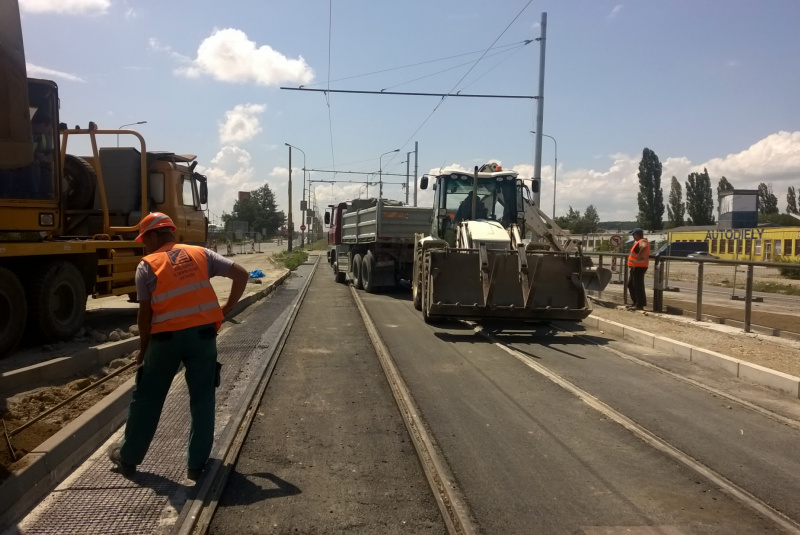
top-left (109, 212), bottom-right (249, 480)
top-left (626, 227), bottom-right (650, 311)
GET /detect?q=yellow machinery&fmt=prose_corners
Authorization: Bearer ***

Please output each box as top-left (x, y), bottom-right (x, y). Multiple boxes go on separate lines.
top-left (0, 1), bottom-right (210, 355)
top-left (412, 163), bottom-right (610, 324)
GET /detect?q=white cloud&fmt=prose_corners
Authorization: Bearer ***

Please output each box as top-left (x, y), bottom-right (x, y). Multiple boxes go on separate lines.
top-left (199, 146), bottom-right (256, 213)
top-left (177, 28), bottom-right (314, 86)
top-left (700, 132), bottom-right (800, 188)
top-left (20, 0), bottom-right (109, 15)
top-left (608, 5), bottom-right (624, 19)
top-left (26, 63), bottom-right (86, 82)
top-left (219, 104), bottom-right (266, 145)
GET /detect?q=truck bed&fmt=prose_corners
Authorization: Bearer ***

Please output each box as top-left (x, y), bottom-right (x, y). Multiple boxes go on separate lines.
top-left (341, 202), bottom-right (429, 244)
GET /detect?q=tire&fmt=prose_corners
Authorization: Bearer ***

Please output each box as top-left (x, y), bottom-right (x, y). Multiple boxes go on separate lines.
top-left (28, 261), bottom-right (87, 342)
top-left (63, 155), bottom-right (96, 210)
top-left (352, 254), bottom-right (363, 290)
top-left (412, 250), bottom-right (422, 310)
top-left (421, 254), bottom-right (441, 324)
top-left (0, 267), bottom-right (27, 357)
top-left (362, 251), bottom-right (376, 293)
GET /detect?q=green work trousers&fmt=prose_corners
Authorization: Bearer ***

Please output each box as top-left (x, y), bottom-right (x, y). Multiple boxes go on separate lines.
top-left (120, 323), bottom-right (217, 471)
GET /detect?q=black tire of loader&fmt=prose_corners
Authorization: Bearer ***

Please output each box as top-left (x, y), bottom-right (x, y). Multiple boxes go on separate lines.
top-left (362, 251), bottom-right (376, 293)
top-left (28, 261), bottom-right (87, 342)
top-left (334, 262), bottom-right (346, 284)
top-left (412, 248), bottom-right (422, 310)
top-left (0, 267), bottom-right (27, 357)
top-left (63, 155), bottom-right (97, 210)
top-left (421, 254), bottom-right (441, 324)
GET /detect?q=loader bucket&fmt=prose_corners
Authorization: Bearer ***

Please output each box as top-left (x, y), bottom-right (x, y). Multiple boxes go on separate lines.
top-left (425, 249), bottom-right (594, 321)
top-left (580, 267), bottom-right (612, 292)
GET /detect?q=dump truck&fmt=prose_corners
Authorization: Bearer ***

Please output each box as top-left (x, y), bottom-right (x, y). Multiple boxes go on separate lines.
top-left (325, 198), bottom-right (430, 291)
top-left (412, 162), bottom-right (610, 323)
top-left (0, 1), bottom-right (210, 355)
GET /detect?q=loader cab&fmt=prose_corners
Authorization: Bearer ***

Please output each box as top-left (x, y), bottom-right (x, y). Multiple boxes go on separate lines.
top-left (428, 170), bottom-right (522, 246)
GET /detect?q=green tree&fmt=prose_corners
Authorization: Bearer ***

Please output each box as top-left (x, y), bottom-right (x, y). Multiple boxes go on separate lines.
top-left (786, 186), bottom-right (798, 214)
top-left (717, 176), bottom-right (734, 209)
top-left (636, 148), bottom-right (665, 230)
top-left (757, 182), bottom-right (779, 215)
top-left (581, 204), bottom-right (601, 233)
top-left (667, 176), bottom-right (685, 228)
top-left (685, 168), bottom-right (715, 225)
top-left (554, 206), bottom-right (582, 232)
top-left (221, 183), bottom-right (285, 238)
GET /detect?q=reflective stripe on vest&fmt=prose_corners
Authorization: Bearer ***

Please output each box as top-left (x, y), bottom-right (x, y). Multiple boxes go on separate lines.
top-left (143, 244), bottom-right (224, 334)
top-left (627, 238), bottom-right (650, 268)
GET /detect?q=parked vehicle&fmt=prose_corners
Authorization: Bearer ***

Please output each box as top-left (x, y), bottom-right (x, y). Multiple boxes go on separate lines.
top-left (687, 251), bottom-right (720, 260)
top-left (653, 241), bottom-right (708, 257)
top-left (411, 163), bottom-right (611, 323)
top-left (0, 0), bottom-right (209, 355)
top-left (325, 198), bottom-right (430, 291)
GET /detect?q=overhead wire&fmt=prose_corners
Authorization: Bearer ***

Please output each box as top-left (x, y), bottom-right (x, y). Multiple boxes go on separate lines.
top-left (326, 0), bottom-right (336, 172)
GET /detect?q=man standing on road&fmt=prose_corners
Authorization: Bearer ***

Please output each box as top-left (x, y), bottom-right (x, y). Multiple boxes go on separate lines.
top-left (626, 227), bottom-right (650, 311)
top-left (109, 212), bottom-right (249, 480)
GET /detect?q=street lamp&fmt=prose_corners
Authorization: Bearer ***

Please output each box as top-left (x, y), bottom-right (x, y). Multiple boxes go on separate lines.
top-left (117, 121), bottom-right (146, 147)
top-left (286, 143), bottom-right (306, 247)
top-left (379, 149), bottom-right (400, 200)
top-left (532, 131), bottom-right (557, 219)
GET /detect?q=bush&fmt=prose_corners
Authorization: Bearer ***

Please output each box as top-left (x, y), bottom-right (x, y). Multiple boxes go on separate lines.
top-left (775, 256), bottom-right (800, 279)
top-left (275, 250), bottom-right (309, 270)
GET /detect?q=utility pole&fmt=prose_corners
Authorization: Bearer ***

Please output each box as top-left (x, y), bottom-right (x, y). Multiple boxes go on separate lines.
top-left (406, 152), bottom-right (411, 205)
top-left (532, 12), bottom-right (547, 208)
top-left (414, 141), bottom-right (419, 207)
top-left (285, 144), bottom-right (293, 252)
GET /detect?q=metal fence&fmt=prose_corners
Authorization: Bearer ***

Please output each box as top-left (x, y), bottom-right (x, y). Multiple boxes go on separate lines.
top-left (589, 252), bottom-right (800, 335)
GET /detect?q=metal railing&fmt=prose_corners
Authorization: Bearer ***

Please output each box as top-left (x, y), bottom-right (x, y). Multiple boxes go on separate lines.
top-left (588, 252), bottom-right (800, 334)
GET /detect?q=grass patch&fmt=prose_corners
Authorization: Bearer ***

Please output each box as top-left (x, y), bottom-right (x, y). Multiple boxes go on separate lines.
top-left (306, 238), bottom-right (328, 251)
top-left (750, 281), bottom-right (800, 295)
top-left (275, 250), bottom-right (309, 270)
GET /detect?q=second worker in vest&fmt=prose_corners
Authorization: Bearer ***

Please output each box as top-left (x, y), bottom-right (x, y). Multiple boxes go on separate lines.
top-left (109, 212), bottom-right (250, 480)
top-left (626, 227), bottom-right (650, 311)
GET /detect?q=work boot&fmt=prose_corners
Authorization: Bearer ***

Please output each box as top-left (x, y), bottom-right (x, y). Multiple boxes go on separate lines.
top-left (187, 465), bottom-right (205, 481)
top-left (107, 443), bottom-right (136, 477)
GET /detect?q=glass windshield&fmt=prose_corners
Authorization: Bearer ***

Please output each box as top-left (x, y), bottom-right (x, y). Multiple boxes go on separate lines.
top-left (442, 176), bottom-right (518, 227)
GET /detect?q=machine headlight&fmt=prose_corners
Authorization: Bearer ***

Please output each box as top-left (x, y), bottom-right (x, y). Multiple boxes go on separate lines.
top-left (39, 213), bottom-right (55, 226)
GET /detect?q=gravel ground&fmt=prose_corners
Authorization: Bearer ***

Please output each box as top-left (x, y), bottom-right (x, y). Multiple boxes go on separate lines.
top-left (589, 301), bottom-right (800, 378)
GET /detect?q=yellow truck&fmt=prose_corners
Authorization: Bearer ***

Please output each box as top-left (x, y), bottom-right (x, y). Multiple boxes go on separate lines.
top-left (0, 1), bottom-right (209, 355)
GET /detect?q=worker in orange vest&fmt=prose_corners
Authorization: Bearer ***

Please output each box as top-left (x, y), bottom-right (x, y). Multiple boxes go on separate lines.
top-left (109, 212), bottom-right (249, 480)
top-left (626, 227), bottom-right (650, 311)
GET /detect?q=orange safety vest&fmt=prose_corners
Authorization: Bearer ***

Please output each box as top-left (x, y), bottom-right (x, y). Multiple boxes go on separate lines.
top-left (627, 238), bottom-right (650, 268)
top-left (143, 243), bottom-right (224, 334)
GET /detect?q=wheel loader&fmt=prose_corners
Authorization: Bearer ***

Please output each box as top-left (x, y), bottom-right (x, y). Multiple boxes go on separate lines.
top-left (412, 162), bottom-right (611, 323)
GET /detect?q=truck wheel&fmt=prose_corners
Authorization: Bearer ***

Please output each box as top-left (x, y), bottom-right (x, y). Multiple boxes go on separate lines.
top-left (352, 254), bottom-right (363, 290)
top-left (362, 251), bottom-right (376, 293)
top-left (0, 267), bottom-right (27, 357)
top-left (63, 155), bottom-right (97, 210)
top-left (412, 250), bottom-right (422, 310)
top-left (28, 261), bottom-right (87, 342)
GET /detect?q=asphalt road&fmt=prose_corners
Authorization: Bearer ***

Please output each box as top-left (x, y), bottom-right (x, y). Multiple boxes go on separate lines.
top-left (360, 286), bottom-right (798, 533)
top-left (209, 261), bottom-right (799, 534)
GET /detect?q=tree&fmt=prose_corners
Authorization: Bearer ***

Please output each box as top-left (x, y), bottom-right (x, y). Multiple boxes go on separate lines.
top-left (787, 186), bottom-right (798, 215)
top-left (582, 205), bottom-right (601, 234)
top-left (555, 205), bottom-right (601, 234)
top-left (667, 176), bottom-right (685, 228)
top-left (685, 168), bottom-right (715, 225)
top-left (221, 183), bottom-right (285, 238)
top-left (757, 183), bottom-right (779, 215)
top-left (636, 148), bottom-right (665, 230)
top-left (555, 206), bottom-right (582, 232)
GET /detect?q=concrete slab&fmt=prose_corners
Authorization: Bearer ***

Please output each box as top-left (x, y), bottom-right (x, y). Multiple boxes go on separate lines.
top-left (690, 347), bottom-right (740, 376)
top-left (653, 336), bottom-right (693, 360)
top-left (623, 326), bottom-right (655, 348)
top-left (738, 361), bottom-right (800, 399)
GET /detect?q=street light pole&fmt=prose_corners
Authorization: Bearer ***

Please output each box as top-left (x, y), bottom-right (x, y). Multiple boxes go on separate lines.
top-left (285, 143), bottom-right (306, 247)
top-left (284, 143), bottom-right (293, 251)
top-left (379, 149), bottom-right (400, 200)
top-left (532, 131), bottom-right (557, 219)
top-left (117, 121), bottom-right (146, 147)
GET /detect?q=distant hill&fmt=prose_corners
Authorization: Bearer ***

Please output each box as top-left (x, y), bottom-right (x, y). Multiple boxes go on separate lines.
top-left (597, 221), bottom-right (638, 232)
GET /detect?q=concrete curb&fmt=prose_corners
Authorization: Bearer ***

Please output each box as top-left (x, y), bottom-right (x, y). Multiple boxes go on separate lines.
top-left (0, 269), bottom-right (291, 531)
top-left (588, 314), bottom-right (800, 399)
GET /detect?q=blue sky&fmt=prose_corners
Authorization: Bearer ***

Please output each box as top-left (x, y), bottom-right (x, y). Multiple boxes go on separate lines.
top-left (18, 0), bottom-right (800, 227)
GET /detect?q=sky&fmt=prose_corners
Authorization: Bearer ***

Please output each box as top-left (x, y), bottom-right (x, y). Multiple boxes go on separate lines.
top-left (17, 0), bottom-right (800, 228)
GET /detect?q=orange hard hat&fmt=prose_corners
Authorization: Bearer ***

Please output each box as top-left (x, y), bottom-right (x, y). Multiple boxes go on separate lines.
top-left (136, 212), bottom-right (177, 241)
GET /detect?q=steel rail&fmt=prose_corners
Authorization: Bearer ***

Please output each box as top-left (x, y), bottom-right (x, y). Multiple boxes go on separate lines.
top-left (472, 322), bottom-right (800, 535)
top-left (175, 256), bottom-right (320, 535)
top-left (351, 287), bottom-right (477, 535)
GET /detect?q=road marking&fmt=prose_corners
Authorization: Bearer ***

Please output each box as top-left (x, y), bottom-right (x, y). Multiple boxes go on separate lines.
top-left (474, 324), bottom-right (800, 535)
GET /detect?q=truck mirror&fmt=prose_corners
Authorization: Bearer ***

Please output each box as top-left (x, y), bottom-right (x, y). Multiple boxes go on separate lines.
top-left (324, 212), bottom-right (330, 225)
top-left (149, 172), bottom-right (165, 204)
top-left (420, 175), bottom-right (428, 190)
top-left (199, 181), bottom-right (208, 205)
top-left (530, 179), bottom-right (540, 193)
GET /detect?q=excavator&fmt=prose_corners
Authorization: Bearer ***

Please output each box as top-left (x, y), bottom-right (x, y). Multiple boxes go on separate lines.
top-left (412, 162), bottom-right (610, 323)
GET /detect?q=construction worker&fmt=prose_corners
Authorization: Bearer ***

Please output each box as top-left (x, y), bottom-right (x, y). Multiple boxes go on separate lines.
top-left (626, 227), bottom-right (650, 311)
top-left (109, 212), bottom-right (249, 480)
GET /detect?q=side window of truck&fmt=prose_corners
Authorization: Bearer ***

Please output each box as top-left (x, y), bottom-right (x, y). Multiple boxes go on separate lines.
top-left (182, 176), bottom-right (197, 208)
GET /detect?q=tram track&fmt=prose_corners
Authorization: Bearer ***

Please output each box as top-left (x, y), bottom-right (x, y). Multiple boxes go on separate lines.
top-left (471, 321), bottom-right (800, 534)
